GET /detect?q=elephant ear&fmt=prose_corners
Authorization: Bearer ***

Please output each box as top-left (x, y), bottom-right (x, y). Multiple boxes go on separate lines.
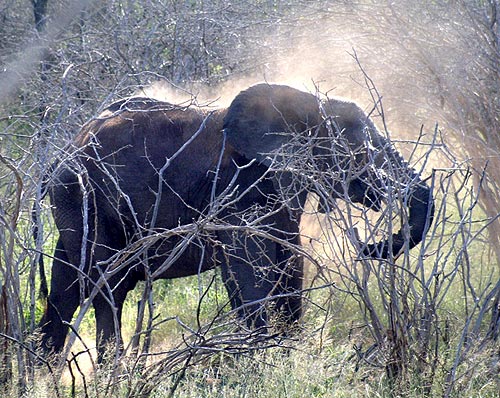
top-left (223, 83), bottom-right (321, 165)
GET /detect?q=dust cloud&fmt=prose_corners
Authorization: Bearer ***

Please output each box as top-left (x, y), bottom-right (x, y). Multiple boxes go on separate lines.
top-left (100, 1), bottom-right (487, 179)
top-left (138, 8), bottom-right (436, 141)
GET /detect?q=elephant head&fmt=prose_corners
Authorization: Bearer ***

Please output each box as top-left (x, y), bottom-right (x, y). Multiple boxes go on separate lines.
top-left (223, 83), bottom-right (434, 258)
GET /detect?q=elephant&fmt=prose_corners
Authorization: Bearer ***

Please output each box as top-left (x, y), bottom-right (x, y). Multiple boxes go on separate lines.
top-left (36, 83), bottom-right (434, 361)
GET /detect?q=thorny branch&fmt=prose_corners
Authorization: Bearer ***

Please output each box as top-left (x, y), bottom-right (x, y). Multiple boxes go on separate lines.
top-left (0, 2), bottom-right (499, 395)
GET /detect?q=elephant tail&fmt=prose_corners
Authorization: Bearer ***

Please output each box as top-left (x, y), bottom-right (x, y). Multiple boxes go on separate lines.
top-left (32, 172), bottom-right (51, 300)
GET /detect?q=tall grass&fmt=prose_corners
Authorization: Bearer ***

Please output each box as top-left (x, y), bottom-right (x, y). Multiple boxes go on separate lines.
top-left (7, 300), bottom-right (498, 398)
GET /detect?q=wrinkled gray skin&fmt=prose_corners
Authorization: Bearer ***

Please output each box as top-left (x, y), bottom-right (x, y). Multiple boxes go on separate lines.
top-left (37, 84), bottom-right (433, 361)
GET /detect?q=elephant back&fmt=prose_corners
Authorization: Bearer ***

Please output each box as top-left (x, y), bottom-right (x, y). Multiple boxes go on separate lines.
top-left (223, 83), bottom-right (321, 165)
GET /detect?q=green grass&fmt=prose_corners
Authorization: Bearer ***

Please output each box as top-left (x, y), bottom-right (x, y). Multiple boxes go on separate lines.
top-left (121, 270), bottom-right (230, 347)
top-left (1, 255), bottom-right (498, 398)
top-left (167, 349), bottom-right (499, 398)
top-left (16, 334), bottom-right (497, 398)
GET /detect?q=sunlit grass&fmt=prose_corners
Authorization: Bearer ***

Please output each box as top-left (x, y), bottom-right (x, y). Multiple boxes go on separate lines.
top-left (120, 270), bottom-right (230, 348)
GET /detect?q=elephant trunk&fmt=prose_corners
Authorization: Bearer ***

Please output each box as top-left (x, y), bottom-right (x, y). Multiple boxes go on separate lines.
top-left (365, 174), bottom-right (434, 259)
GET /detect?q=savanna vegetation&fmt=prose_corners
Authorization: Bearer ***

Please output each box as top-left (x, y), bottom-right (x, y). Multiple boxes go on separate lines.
top-left (0, 1), bottom-right (499, 397)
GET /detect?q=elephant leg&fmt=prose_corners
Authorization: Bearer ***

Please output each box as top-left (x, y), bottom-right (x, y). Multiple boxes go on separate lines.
top-left (273, 242), bottom-right (304, 330)
top-left (92, 274), bottom-right (135, 362)
top-left (93, 293), bottom-right (122, 362)
top-left (40, 238), bottom-right (81, 354)
top-left (219, 229), bottom-right (304, 336)
top-left (219, 233), bottom-right (282, 331)
top-left (221, 263), bottom-right (272, 331)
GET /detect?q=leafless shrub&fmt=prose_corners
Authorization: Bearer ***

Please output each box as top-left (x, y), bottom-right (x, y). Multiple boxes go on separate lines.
top-left (17, 90), bottom-right (493, 398)
top-left (299, 85), bottom-right (499, 395)
top-left (0, 1), bottom-right (499, 397)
